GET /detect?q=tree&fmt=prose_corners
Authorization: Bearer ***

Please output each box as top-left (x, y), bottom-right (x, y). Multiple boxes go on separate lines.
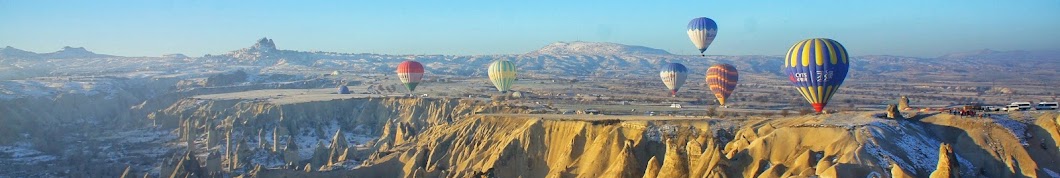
top-left (798, 109), bottom-right (813, 115)
top-left (761, 112), bottom-right (775, 117)
top-left (780, 109), bottom-right (791, 117)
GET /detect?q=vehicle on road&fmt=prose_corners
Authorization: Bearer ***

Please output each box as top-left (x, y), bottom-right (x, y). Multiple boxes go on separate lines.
top-left (1037, 102), bottom-right (1058, 110)
top-left (1010, 102), bottom-right (1032, 111)
top-left (1006, 104), bottom-right (1020, 111)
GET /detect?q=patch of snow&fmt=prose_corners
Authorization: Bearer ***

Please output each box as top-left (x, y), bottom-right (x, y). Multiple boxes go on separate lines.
top-left (249, 150), bottom-right (286, 169)
top-left (987, 115), bottom-right (1030, 146)
top-left (1043, 168), bottom-right (1060, 178)
top-left (0, 78), bottom-right (122, 100)
top-left (644, 124), bottom-right (680, 142)
top-left (295, 127), bottom-right (322, 159)
top-left (0, 142), bottom-right (58, 165)
top-left (866, 121), bottom-right (976, 176)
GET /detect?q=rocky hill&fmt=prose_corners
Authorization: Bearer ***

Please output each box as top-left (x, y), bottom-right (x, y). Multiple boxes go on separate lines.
top-left (2, 38), bottom-right (1060, 177)
top-left (136, 94), bottom-right (1060, 178)
top-left (2, 82), bottom-right (1059, 177)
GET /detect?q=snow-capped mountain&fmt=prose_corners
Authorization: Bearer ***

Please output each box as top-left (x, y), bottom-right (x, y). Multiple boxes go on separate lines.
top-left (527, 41), bottom-right (672, 56)
top-left (0, 46), bottom-right (38, 59)
top-left (43, 46), bottom-right (112, 59)
top-left (1, 37), bottom-right (1058, 84)
top-left (0, 46), bottom-right (113, 60)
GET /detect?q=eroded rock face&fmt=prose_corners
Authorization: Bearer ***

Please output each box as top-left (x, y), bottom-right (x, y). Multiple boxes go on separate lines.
top-left (340, 112), bottom-right (1060, 178)
top-left (12, 93), bottom-right (1058, 177)
top-left (149, 97), bottom-right (528, 177)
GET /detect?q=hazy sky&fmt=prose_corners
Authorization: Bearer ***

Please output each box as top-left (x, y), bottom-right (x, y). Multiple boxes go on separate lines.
top-left (1, 0), bottom-right (1058, 57)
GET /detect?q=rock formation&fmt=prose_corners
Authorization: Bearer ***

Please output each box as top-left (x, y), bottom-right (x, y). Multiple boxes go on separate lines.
top-left (929, 143), bottom-right (959, 178)
top-left (137, 97), bottom-right (1060, 177)
top-left (887, 104), bottom-right (904, 119)
top-left (642, 156), bottom-right (660, 178)
top-left (898, 96), bottom-right (911, 110)
top-left (891, 162), bottom-right (915, 178)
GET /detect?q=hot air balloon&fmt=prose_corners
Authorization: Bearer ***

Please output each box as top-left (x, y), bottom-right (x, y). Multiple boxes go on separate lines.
top-left (659, 63), bottom-right (688, 97)
top-left (706, 64), bottom-right (738, 106)
top-left (396, 60), bottom-right (425, 93)
top-left (337, 85), bottom-right (350, 94)
top-left (783, 38), bottom-right (849, 113)
top-left (488, 60), bottom-right (517, 93)
top-left (687, 17), bottom-right (718, 56)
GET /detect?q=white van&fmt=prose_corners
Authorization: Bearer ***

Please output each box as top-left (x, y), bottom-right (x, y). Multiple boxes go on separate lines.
top-left (1005, 104), bottom-right (1020, 111)
top-left (1010, 102), bottom-right (1032, 111)
top-left (1037, 102), bottom-right (1058, 110)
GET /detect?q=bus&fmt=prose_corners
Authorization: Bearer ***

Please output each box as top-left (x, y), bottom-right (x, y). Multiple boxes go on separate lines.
top-left (1037, 102), bottom-right (1058, 110)
top-left (1009, 102), bottom-right (1032, 111)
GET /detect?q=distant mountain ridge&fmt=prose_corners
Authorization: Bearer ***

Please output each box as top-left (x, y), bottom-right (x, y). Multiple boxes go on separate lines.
top-left (527, 41), bottom-right (672, 56)
top-left (0, 46), bottom-right (112, 59)
top-left (3, 38), bottom-right (1055, 62)
top-left (1, 38), bottom-right (1057, 83)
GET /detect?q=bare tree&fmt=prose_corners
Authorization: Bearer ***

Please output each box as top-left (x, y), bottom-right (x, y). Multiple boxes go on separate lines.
top-left (798, 109), bottom-right (813, 116)
top-left (706, 106), bottom-right (718, 117)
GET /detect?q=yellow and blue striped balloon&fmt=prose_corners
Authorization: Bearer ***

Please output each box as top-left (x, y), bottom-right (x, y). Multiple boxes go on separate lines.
top-left (783, 38), bottom-right (849, 113)
top-left (488, 60), bottom-right (517, 93)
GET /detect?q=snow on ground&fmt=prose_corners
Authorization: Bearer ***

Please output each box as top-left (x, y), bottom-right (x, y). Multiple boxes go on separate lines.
top-left (96, 129), bottom-right (178, 145)
top-left (249, 150), bottom-right (286, 169)
top-left (238, 120), bottom-right (377, 167)
top-left (323, 120), bottom-right (342, 146)
top-left (987, 114), bottom-right (1030, 146)
top-left (346, 131), bottom-right (376, 148)
top-left (295, 127), bottom-right (324, 159)
top-left (866, 120), bottom-right (976, 176)
top-left (0, 142), bottom-right (57, 165)
top-left (0, 78), bottom-right (122, 100)
top-left (1043, 168), bottom-right (1060, 178)
top-left (644, 124), bottom-right (680, 142)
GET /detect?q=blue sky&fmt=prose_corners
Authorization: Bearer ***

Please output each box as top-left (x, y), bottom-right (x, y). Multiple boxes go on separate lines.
top-left (1, 0), bottom-right (1058, 57)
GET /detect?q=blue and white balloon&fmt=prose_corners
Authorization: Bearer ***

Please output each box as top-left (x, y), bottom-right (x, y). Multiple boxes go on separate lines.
top-left (659, 63), bottom-right (689, 97)
top-left (687, 17), bottom-right (719, 56)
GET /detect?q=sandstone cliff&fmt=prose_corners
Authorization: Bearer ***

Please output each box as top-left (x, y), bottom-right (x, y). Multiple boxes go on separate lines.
top-left (81, 94), bottom-right (1060, 177)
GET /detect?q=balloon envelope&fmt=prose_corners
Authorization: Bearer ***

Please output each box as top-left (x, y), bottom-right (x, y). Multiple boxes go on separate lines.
top-left (338, 85), bottom-right (350, 94)
top-left (783, 38), bottom-right (850, 113)
top-left (706, 64), bottom-right (738, 105)
top-left (396, 60), bottom-right (425, 92)
top-left (488, 60), bottom-right (517, 93)
top-left (659, 63), bottom-right (689, 97)
top-left (687, 17), bottom-right (718, 55)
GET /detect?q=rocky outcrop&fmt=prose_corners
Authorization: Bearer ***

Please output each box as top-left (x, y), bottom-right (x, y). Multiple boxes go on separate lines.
top-left (141, 96), bottom-right (1060, 177)
top-left (657, 139), bottom-right (689, 178)
top-left (148, 97), bottom-right (520, 176)
top-left (929, 143), bottom-right (958, 178)
top-left (891, 162), bottom-right (915, 178)
top-left (887, 104), bottom-right (903, 119)
top-left (642, 156), bottom-right (660, 178)
top-left (898, 96), bottom-right (910, 110)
